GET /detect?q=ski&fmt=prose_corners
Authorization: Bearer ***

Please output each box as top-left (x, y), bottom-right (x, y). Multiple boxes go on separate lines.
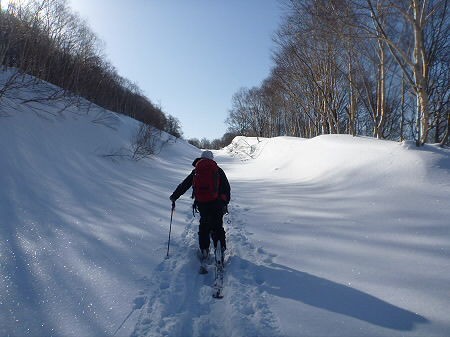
top-left (212, 265), bottom-right (224, 298)
top-left (212, 242), bottom-right (224, 299)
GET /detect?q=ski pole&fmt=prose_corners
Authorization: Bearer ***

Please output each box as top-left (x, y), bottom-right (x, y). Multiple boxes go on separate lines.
top-left (166, 201), bottom-right (175, 258)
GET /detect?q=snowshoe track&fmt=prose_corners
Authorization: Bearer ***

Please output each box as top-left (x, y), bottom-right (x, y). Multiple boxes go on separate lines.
top-left (223, 206), bottom-right (281, 337)
top-left (131, 205), bottom-right (281, 337)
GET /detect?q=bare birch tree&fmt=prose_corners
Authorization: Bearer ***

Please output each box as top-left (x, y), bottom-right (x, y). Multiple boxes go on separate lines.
top-left (366, 0), bottom-right (449, 145)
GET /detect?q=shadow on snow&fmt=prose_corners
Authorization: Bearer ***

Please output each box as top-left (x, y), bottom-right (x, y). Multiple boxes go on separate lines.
top-left (234, 256), bottom-right (428, 331)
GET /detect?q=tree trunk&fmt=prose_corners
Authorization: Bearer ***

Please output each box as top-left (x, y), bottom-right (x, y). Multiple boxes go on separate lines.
top-left (440, 112), bottom-right (450, 147)
top-left (412, 0), bottom-right (430, 145)
top-left (400, 73), bottom-right (405, 141)
top-left (348, 56), bottom-right (357, 136)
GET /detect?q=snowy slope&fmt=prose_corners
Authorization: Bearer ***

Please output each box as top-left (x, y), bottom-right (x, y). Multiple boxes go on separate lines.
top-left (1, 76), bottom-right (450, 336)
top-left (224, 136), bottom-right (450, 336)
top-left (0, 78), bottom-right (200, 336)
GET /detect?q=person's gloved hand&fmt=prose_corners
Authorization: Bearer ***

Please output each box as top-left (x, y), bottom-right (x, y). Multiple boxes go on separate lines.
top-left (169, 195), bottom-right (176, 210)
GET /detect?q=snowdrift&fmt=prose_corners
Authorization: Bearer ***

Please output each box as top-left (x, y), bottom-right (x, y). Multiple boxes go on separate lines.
top-left (223, 135), bottom-right (450, 336)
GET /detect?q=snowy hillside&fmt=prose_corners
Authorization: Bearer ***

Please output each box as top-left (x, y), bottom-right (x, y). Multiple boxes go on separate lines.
top-left (1, 79), bottom-right (450, 336)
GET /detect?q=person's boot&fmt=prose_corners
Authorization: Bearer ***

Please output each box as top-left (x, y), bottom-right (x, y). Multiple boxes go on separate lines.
top-left (201, 248), bottom-right (209, 260)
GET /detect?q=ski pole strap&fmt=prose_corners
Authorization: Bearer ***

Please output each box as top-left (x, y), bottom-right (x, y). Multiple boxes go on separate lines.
top-left (192, 201), bottom-right (198, 217)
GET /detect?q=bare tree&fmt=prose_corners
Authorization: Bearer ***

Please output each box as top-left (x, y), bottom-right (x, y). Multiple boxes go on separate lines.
top-left (224, 0), bottom-right (448, 146)
top-left (131, 124), bottom-right (161, 160)
top-left (165, 115), bottom-right (183, 139)
top-left (226, 88), bottom-right (255, 136)
top-left (1, 0), bottom-right (170, 132)
top-left (365, 0), bottom-right (449, 145)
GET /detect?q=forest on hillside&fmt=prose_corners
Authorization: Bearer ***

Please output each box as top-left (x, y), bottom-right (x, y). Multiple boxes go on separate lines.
top-left (1, 0), bottom-right (448, 148)
top-left (0, 0), bottom-right (183, 138)
top-left (226, 0), bottom-right (449, 147)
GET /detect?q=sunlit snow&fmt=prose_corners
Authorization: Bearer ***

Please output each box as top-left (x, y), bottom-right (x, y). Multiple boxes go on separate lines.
top-left (1, 72), bottom-right (449, 336)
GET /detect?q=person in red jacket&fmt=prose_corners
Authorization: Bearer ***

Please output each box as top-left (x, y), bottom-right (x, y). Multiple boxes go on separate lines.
top-left (170, 151), bottom-right (231, 260)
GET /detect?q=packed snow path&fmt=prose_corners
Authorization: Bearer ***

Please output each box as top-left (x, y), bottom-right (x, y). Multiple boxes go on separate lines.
top-left (130, 204), bottom-right (282, 337)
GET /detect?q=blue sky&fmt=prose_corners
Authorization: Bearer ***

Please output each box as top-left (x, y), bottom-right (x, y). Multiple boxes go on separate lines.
top-left (68, 0), bottom-right (284, 140)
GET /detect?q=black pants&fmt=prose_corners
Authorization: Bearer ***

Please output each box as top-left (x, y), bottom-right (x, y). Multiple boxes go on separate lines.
top-left (197, 200), bottom-right (226, 251)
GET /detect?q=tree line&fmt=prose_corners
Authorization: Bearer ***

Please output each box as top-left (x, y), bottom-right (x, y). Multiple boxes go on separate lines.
top-left (226, 0), bottom-right (449, 146)
top-left (187, 132), bottom-right (237, 150)
top-left (0, 0), bottom-right (183, 138)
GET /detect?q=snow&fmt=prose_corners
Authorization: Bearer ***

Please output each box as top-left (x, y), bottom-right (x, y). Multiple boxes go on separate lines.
top-left (1, 74), bottom-right (450, 336)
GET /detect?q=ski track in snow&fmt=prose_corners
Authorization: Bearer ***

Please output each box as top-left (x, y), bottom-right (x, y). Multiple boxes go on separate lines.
top-left (130, 204), bottom-right (282, 337)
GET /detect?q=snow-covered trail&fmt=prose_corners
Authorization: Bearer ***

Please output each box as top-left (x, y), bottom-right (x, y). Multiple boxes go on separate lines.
top-left (130, 157), bottom-right (283, 337)
top-left (129, 139), bottom-right (450, 337)
top-left (130, 214), bottom-right (282, 337)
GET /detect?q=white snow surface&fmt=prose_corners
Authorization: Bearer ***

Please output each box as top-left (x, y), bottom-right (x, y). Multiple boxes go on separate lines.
top-left (1, 78), bottom-right (450, 336)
